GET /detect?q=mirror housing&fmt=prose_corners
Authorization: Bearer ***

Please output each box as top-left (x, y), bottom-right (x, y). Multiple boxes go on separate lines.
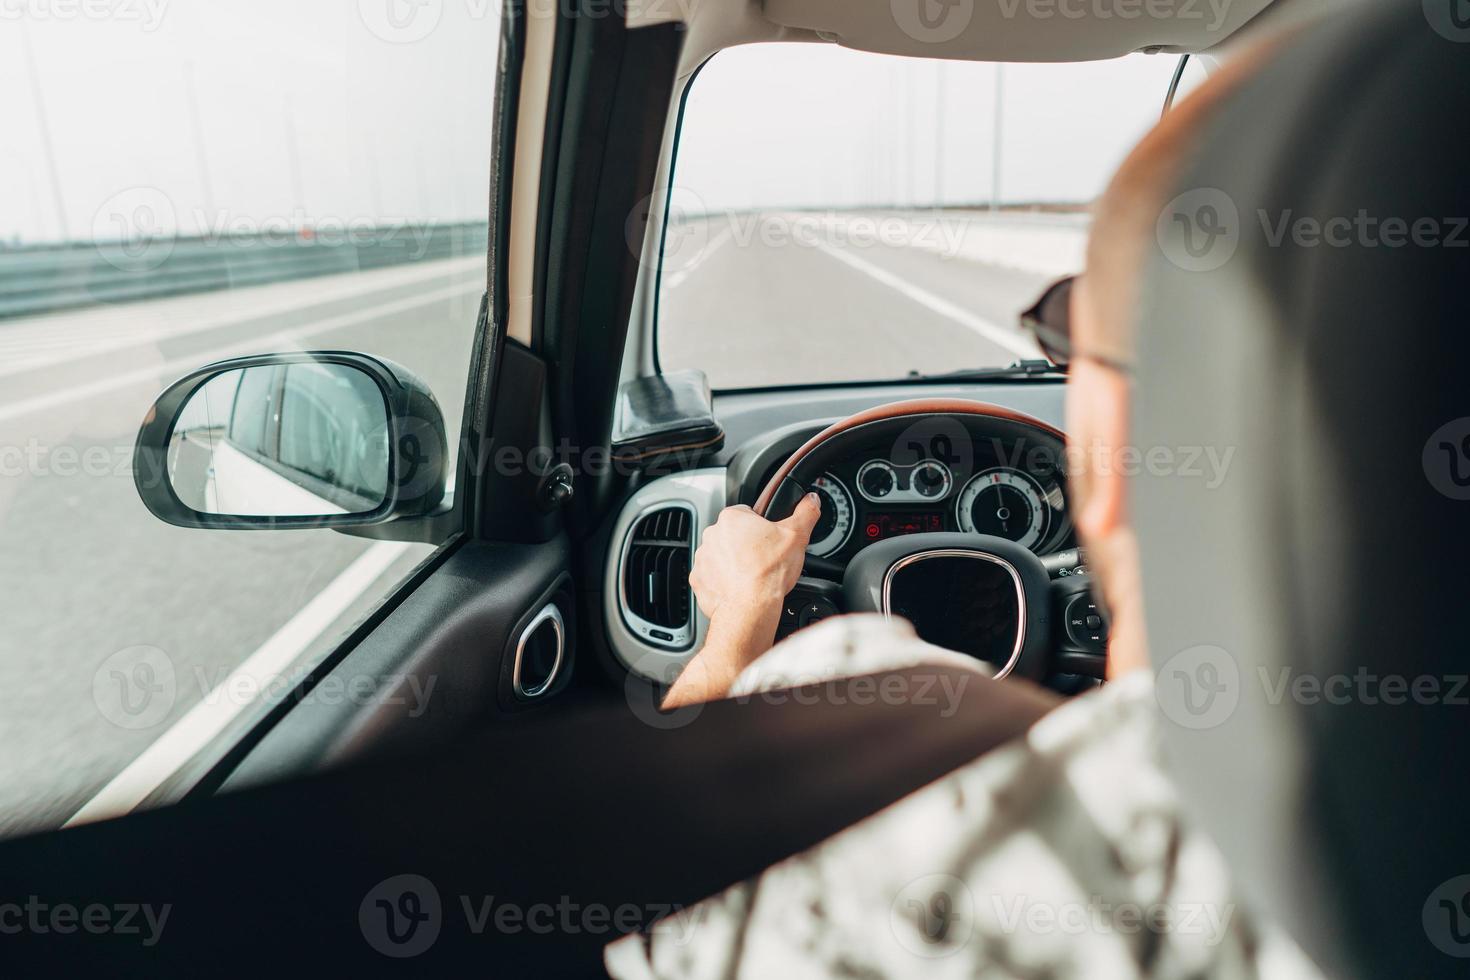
top-left (134, 351), bottom-right (448, 531)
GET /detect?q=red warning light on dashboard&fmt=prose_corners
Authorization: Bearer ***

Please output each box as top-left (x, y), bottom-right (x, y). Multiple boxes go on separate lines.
top-left (867, 513), bottom-right (942, 540)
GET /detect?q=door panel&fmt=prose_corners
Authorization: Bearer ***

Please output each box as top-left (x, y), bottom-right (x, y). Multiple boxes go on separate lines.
top-left (219, 536), bottom-right (575, 794)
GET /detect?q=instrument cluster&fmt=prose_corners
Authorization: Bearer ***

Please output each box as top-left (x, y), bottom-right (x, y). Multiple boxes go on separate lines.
top-left (804, 442), bottom-right (1069, 562)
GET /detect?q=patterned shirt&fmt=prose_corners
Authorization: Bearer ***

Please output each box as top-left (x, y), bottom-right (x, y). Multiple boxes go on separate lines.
top-left (606, 615), bottom-right (1320, 980)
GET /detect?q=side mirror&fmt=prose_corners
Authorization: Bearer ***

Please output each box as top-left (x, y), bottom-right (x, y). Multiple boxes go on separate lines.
top-left (134, 352), bottom-right (448, 530)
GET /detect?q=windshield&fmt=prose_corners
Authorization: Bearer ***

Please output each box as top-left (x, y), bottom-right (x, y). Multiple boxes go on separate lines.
top-left (656, 44), bottom-right (1202, 389)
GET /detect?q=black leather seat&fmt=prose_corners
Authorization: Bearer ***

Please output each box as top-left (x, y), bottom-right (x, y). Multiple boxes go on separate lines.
top-left (1133, 3), bottom-right (1470, 976)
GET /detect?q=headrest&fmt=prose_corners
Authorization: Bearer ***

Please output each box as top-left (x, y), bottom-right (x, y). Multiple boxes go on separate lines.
top-left (1132, 3), bottom-right (1470, 977)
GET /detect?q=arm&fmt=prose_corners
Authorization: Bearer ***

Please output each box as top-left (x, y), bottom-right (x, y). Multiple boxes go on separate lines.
top-left (661, 495), bottom-right (822, 710)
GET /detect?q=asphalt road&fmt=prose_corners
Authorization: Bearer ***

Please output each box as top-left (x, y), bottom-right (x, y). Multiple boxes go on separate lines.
top-left (0, 210), bottom-right (1082, 837)
top-left (658, 210), bottom-right (1075, 388)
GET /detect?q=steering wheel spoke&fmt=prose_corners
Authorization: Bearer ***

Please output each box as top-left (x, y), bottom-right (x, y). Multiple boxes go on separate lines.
top-left (801, 554), bottom-right (844, 581)
top-left (774, 576), bottom-right (846, 643)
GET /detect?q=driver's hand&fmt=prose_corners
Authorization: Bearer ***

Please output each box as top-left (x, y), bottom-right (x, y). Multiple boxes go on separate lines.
top-left (688, 494), bottom-right (823, 621)
top-left (665, 494), bottom-right (823, 710)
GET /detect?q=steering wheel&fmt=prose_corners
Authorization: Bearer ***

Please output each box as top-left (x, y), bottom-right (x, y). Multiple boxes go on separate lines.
top-left (751, 399), bottom-right (1106, 682)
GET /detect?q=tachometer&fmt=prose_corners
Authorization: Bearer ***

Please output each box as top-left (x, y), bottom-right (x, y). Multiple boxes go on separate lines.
top-left (956, 467), bottom-right (1050, 551)
top-left (807, 473), bottom-right (854, 558)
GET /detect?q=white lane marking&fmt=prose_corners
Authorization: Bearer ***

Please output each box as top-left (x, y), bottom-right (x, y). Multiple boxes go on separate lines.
top-left (662, 224), bottom-right (733, 291)
top-left (809, 238), bottom-right (1041, 361)
top-left (65, 539), bottom-right (415, 827)
top-left (0, 256), bottom-right (484, 379)
top-left (0, 280), bottom-right (482, 424)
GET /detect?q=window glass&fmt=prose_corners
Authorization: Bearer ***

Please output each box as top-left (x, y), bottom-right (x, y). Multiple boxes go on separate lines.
top-left (658, 44), bottom-right (1188, 388)
top-left (227, 365), bottom-right (277, 457)
top-left (277, 364), bottom-right (390, 502)
top-left (0, 0), bottom-right (500, 837)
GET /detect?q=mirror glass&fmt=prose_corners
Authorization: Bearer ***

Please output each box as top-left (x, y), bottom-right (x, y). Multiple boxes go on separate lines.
top-left (166, 363), bottom-right (391, 517)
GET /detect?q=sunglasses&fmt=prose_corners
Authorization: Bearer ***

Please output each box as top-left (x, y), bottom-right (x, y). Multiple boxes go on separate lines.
top-left (1018, 275), bottom-right (1133, 375)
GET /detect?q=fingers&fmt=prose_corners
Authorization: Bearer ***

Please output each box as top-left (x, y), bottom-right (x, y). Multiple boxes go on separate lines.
top-left (780, 491), bottom-right (823, 541)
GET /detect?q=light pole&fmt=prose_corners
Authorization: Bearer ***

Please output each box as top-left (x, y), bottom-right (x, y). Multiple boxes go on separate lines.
top-left (184, 61), bottom-right (217, 226)
top-left (284, 96), bottom-right (306, 222)
top-left (990, 64), bottom-right (1005, 213)
top-left (934, 61), bottom-right (945, 207)
top-left (20, 21), bottom-right (70, 242)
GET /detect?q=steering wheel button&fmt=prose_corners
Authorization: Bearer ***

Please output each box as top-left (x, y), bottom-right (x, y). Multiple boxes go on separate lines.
top-left (1062, 594), bottom-right (1108, 652)
top-left (799, 600), bottom-right (835, 628)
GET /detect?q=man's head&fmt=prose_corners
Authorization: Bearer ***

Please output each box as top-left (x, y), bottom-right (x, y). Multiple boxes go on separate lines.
top-left (1064, 47), bottom-right (1276, 678)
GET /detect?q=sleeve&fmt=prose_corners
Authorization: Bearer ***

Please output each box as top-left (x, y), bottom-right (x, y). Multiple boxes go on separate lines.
top-left (729, 613), bottom-right (992, 699)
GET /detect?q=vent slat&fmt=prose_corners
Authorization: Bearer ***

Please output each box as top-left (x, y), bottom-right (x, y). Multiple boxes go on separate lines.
top-left (654, 546), bottom-right (672, 624)
top-left (668, 548), bottom-right (690, 628)
top-left (622, 506), bottom-right (694, 633)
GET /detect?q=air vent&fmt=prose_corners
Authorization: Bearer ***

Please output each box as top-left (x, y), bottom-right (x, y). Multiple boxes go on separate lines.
top-left (620, 505), bottom-right (695, 649)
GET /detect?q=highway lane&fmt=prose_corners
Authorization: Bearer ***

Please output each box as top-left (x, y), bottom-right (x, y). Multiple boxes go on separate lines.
top-left (0, 211), bottom-right (1082, 837)
top-left (658, 211), bottom-right (1071, 388)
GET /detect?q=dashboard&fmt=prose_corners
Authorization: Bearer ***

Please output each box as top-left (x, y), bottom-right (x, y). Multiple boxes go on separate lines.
top-left (602, 379), bottom-right (1076, 679)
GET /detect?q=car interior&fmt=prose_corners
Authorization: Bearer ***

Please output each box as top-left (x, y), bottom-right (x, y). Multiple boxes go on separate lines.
top-left (4, 0), bottom-right (1466, 976)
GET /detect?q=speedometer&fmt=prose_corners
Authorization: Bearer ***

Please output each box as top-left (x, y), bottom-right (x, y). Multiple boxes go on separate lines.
top-left (807, 473), bottom-right (854, 558)
top-left (956, 467), bottom-right (1051, 551)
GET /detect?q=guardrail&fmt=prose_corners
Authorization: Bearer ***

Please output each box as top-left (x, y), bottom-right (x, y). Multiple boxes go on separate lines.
top-left (0, 221), bottom-right (489, 321)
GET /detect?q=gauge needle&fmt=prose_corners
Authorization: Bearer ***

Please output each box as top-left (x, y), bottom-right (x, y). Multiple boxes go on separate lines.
top-left (993, 481), bottom-right (1010, 533)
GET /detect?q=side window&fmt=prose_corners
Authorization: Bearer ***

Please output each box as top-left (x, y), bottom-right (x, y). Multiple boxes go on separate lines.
top-left (227, 366), bottom-right (278, 458)
top-left (276, 364), bottom-right (390, 506)
top-left (1, 3), bottom-right (502, 838)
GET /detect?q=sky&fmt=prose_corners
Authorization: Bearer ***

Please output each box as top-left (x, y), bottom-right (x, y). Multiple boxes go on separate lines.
top-left (677, 43), bottom-right (1202, 213)
top-left (1, 0), bottom-right (502, 244)
top-left (1, 2), bottom-right (1199, 244)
